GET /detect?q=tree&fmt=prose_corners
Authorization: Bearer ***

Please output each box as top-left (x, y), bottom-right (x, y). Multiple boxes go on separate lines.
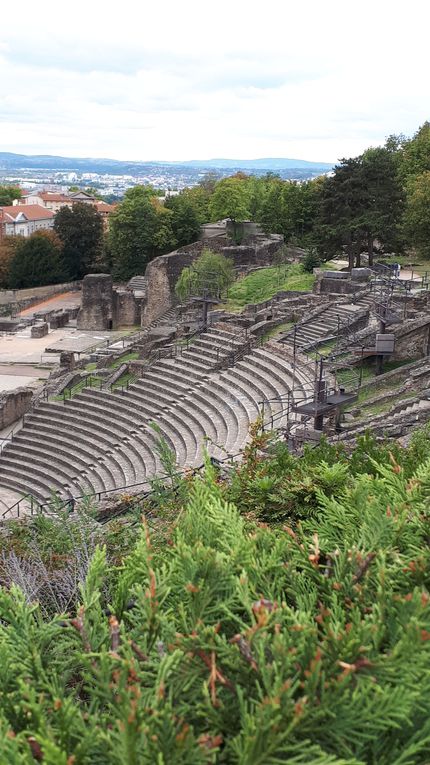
top-left (0, 185), bottom-right (21, 206)
top-left (164, 193), bottom-right (202, 247)
top-left (398, 121), bottom-right (430, 182)
top-left (54, 202), bottom-right (104, 279)
top-left (109, 192), bottom-right (176, 281)
top-left (8, 230), bottom-right (66, 288)
top-left (0, 236), bottom-right (19, 288)
top-left (259, 179), bottom-right (285, 235)
top-left (209, 177), bottom-right (251, 243)
top-left (314, 158), bottom-right (368, 268)
top-left (175, 249), bottom-right (234, 301)
top-left (403, 171), bottom-right (430, 259)
top-left (360, 147), bottom-right (405, 263)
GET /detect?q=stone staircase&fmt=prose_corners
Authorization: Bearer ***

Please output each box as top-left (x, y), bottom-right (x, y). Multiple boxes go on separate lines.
top-left (282, 301), bottom-right (369, 350)
top-left (0, 329), bottom-right (316, 514)
top-left (127, 275), bottom-right (147, 293)
top-left (335, 390), bottom-right (430, 443)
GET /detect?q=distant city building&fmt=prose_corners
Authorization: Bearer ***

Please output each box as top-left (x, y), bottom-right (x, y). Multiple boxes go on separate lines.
top-left (19, 191), bottom-right (72, 212)
top-left (0, 204), bottom-right (54, 237)
top-left (15, 190), bottom-right (116, 229)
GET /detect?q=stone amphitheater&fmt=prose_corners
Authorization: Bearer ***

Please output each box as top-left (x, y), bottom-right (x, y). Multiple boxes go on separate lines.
top-left (0, 240), bottom-right (429, 518)
top-left (0, 325), bottom-right (315, 513)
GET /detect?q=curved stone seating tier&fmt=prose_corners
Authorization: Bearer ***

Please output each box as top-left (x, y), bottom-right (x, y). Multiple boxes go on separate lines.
top-left (0, 335), bottom-right (318, 510)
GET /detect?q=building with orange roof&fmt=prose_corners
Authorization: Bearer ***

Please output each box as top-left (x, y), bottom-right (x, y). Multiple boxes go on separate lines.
top-left (0, 205), bottom-right (54, 237)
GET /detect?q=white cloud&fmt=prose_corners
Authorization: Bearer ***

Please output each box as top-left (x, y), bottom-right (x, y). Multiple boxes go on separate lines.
top-left (0, 0), bottom-right (429, 162)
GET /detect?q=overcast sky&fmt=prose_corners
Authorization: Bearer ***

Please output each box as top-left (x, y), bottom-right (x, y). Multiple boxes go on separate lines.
top-left (0, 0), bottom-right (428, 163)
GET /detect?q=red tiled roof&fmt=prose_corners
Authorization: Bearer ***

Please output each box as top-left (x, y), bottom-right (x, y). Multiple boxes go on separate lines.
top-left (0, 204), bottom-right (55, 222)
top-left (39, 192), bottom-right (71, 202)
top-left (95, 201), bottom-right (116, 213)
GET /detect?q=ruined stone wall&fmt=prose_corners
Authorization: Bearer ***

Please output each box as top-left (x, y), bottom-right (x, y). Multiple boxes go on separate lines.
top-left (141, 234), bottom-right (284, 328)
top-left (0, 281), bottom-right (80, 308)
top-left (391, 319), bottom-right (430, 361)
top-left (112, 290), bottom-right (141, 328)
top-left (77, 274), bottom-right (113, 330)
top-left (0, 388), bottom-right (33, 430)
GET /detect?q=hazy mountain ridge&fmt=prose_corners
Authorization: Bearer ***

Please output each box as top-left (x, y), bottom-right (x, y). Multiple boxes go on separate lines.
top-left (0, 151), bottom-right (333, 175)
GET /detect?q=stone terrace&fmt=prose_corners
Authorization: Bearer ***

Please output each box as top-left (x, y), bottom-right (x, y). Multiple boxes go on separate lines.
top-left (0, 326), bottom-right (316, 511)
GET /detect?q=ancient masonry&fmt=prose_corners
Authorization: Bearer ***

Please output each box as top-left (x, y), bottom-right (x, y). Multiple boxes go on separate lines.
top-left (77, 233), bottom-right (284, 330)
top-left (0, 244), bottom-right (430, 516)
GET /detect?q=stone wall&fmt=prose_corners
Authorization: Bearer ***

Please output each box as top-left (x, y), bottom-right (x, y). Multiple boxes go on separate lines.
top-left (77, 274), bottom-right (113, 330)
top-left (0, 388), bottom-right (33, 430)
top-left (77, 234), bottom-right (286, 331)
top-left (113, 290), bottom-right (141, 327)
top-left (141, 234), bottom-right (284, 328)
top-left (391, 318), bottom-right (430, 361)
top-left (0, 281), bottom-right (80, 307)
top-left (141, 249), bottom-right (195, 327)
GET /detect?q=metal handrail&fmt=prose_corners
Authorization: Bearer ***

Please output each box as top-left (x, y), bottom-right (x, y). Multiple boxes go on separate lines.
top-left (0, 450), bottom-right (242, 521)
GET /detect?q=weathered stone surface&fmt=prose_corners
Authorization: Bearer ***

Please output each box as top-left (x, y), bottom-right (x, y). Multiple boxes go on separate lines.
top-left (113, 289), bottom-right (140, 327)
top-left (351, 267), bottom-right (371, 281)
top-left (0, 388), bottom-right (33, 429)
top-left (77, 274), bottom-right (113, 330)
top-left (59, 351), bottom-right (76, 370)
top-left (49, 312), bottom-right (69, 329)
top-left (31, 322), bottom-right (49, 338)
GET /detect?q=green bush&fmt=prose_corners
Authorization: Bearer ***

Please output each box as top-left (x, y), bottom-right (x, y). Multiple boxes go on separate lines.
top-left (1, 429), bottom-right (430, 762)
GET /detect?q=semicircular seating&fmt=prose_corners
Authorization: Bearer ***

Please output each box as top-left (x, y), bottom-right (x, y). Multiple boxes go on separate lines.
top-left (0, 329), bottom-right (319, 512)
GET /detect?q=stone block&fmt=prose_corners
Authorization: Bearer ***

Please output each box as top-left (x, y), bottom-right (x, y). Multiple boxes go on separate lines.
top-left (59, 351), bottom-right (76, 370)
top-left (49, 312), bottom-right (69, 329)
top-left (0, 388), bottom-right (33, 429)
top-left (322, 270), bottom-right (348, 279)
top-left (31, 322), bottom-right (49, 338)
top-left (351, 267), bottom-right (371, 281)
top-left (77, 274), bottom-right (113, 330)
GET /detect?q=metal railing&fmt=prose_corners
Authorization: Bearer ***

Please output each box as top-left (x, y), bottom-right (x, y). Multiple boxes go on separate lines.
top-left (0, 451), bottom-right (242, 521)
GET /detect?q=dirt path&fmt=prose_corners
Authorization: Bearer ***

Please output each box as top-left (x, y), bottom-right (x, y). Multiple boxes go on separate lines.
top-left (19, 291), bottom-right (81, 317)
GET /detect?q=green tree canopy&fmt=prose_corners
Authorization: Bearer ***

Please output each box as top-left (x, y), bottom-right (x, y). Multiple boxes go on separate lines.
top-left (54, 202), bottom-right (104, 279)
top-left (175, 249), bottom-right (234, 301)
top-left (314, 158), bottom-right (369, 268)
top-left (360, 147), bottom-right (405, 262)
top-left (403, 171), bottom-right (430, 259)
top-left (398, 121), bottom-right (430, 182)
top-left (164, 193), bottom-right (202, 247)
top-left (109, 194), bottom-right (176, 281)
top-left (0, 185), bottom-right (21, 206)
top-left (8, 230), bottom-right (66, 288)
top-left (209, 177), bottom-right (251, 242)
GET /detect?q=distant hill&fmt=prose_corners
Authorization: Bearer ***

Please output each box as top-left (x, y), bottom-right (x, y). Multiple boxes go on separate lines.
top-left (163, 157), bottom-right (334, 171)
top-left (0, 152), bottom-right (333, 176)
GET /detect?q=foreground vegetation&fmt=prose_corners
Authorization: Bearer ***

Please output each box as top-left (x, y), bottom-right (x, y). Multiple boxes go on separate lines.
top-left (1, 427), bottom-right (430, 762)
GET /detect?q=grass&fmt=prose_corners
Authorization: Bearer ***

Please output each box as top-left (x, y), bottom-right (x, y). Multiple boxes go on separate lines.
top-left (262, 321), bottom-right (293, 342)
top-left (53, 375), bottom-right (101, 401)
top-left (110, 371), bottom-right (136, 390)
top-left (221, 264), bottom-right (315, 312)
top-left (109, 351), bottom-right (138, 369)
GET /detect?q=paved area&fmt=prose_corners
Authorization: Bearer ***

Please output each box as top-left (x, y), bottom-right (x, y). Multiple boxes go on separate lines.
top-left (0, 327), bottom-right (127, 364)
top-left (0, 375), bottom-right (43, 393)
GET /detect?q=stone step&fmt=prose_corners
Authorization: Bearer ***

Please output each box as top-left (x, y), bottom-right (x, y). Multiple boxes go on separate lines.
top-left (24, 418), bottom-right (131, 486)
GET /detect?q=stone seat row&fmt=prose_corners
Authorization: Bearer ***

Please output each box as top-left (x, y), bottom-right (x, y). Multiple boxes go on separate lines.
top-left (0, 331), bottom-right (317, 508)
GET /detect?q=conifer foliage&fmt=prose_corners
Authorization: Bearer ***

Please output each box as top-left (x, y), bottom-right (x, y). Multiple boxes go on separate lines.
top-left (1, 443), bottom-right (430, 762)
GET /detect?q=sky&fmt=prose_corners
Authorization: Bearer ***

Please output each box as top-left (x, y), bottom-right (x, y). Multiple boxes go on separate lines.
top-left (0, 0), bottom-right (429, 164)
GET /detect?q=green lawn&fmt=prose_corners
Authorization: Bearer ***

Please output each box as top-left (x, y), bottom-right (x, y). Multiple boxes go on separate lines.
top-left (109, 351), bottom-right (139, 369)
top-left (222, 264), bottom-right (315, 312)
top-left (262, 321), bottom-right (294, 341)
